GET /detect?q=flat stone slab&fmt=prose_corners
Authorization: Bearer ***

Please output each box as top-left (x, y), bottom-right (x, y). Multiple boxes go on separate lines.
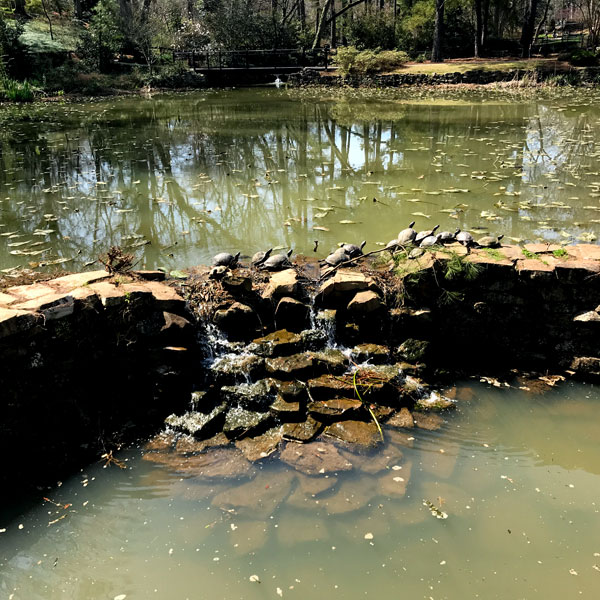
top-left (279, 441), bottom-right (353, 475)
top-left (324, 420), bottom-right (383, 449)
top-left (175, 432), bottom-right (230, 454)
top-left (296, 472), bottom-right (338, 496)
top-left (322, 476), bottom-right (376, 515)
top-left (223, 407), bottom-right (272, 439)
top-left (340, 442), bottom-right (403, 475)
top-left (250, 329), bottom-right (303, 357)
top-left (265, 353), bottom-right (315, 379)
top-left (308, 398), bottom-right (363, 421)
top-left (0, 307), bottom-right (37, 338)
top-left (212, 470), bottom-right (295, 519)
top-left (386, 407), bottom-right (415, 428)
top-left (377, 460), bottom-right (412, 498)
top-left (413, 412), bottom-right (444, 430)
top-left (143, 448), bottom-right (254, 480)
top-left (165, 405), bottom-right (226, 438)
top-left (234, 427), bottom-right (284, 461)
top-left (281, 416), bottom-right (323, 442)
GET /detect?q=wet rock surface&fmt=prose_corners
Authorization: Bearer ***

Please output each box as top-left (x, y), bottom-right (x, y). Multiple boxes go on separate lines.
top-left (280, 441), bottom-right (353, 475)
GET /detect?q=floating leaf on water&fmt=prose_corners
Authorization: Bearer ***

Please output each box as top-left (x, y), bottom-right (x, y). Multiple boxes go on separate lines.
top-left (411, 212), bottom-right (430, 218)
top-left (313, 226), bottom-right (330, 231)
top-left (169, 270), bottom-right (188, 280)
top-left (339, 220), bottom-right (358, 224)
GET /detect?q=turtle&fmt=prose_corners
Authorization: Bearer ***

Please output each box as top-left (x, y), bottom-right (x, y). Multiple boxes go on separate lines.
top-left (386, 238), bottom-right (400, 252)
top-left (419, 232), bottom-right (440, 248)
top-left (262, 248), bottom-right (293, 271)
top-left (456, 230), bottom-right (474, 247)
top-left (415, 224), bottom-right (439, 245)
top-left (323, 248), bottom-right (351, 267)
top-left (477, 234), bottom-right (504, 248)
top-left (341, 240), bottom-right (366, 258)
top-left (251, 247), bottom-right (272, 267)
top-left (397, 221), bottom-right (417, 246)
top-left (408, 247), bottom-right (425, 259)
top-left (438, 228), bottom-right (461, 244)
top-left (212, 251), bottom-right (240, 268)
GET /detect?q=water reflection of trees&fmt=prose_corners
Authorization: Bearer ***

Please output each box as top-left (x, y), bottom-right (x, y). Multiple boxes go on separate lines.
top-left (0, 92), bottom-right (599, 269)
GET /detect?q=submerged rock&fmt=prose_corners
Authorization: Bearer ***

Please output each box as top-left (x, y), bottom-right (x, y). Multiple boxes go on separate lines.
top-left (279, 441), bottom-right (353, 475)
top-left (325, 420), bottom-right (382, 450)
top-left (339, 442), bottom-right (403, 475)
top-left (175, 432), bottom-right (230, 454)
top-left (276, 513), bottom-right (330, 546)
top-left (296, 472), bottom-right (338, 496)
top-left (376, 460), bottom-right (412, 498)
top-left (144, 448), bottom-right (254, 480)
top-left (144, 432), bottom-right (176, 452)
top-left (212, 470), bottom-right (295, 519)
top-left (412, 411), bottom-right (444, 430)
top-left (321, 476), bottom-right (376, 515)
top-left (386, 407), bottom-right (415, 428)
top-left (235, 427), bottom-right (284, 461)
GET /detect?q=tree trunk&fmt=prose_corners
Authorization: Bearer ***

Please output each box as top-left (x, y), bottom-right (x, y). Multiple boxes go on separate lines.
top-left (330, 0), bottom-right (336, 47)
top-left (14, 0), bottom-right (30, 18)
top-left (40, 0), bottom-right (54, 40)
top-left (474, 0), bottom-right (483, 57)
top-left (298, 0), bottom-right (306, 31)
top-left (432, 0), bottom-right (445, 62)
top-left (312, 0), bottom-right (333, 49)
top-left (74, 0), bottom-right (83, 20)
top-left (481, 0), bottom-right (489, 47)
top-left (520, 0), bottom-right (539, 58)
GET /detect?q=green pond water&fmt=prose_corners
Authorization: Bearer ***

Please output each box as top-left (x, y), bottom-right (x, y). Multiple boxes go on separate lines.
top-left (1, 87), bottom-right (600, 273)
top-left (1, 381), bottom-right (600, 599)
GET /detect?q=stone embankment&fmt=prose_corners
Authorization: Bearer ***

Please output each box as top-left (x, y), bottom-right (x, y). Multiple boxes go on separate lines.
top-left (289, 66), bottom-right (600, 87)
top-left (0, 270), bottom-right (194, 492)
top-left (3, 242), bottom-right (600, 493)
top-left (143, 241), bottom-right (600, 481)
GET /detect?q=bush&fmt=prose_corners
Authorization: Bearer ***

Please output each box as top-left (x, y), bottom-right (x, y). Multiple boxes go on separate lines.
top-left (333, 46), bottom-right (409, 78)
top-left (568, 49), bottom-right (598, 66)
top-left (0, 77), bottom-right (34, 101)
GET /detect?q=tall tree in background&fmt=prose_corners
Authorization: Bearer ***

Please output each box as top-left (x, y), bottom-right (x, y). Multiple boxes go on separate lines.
top-left (520, 0), bottom-right (539, 57)
top-left (431, 0), bottom-right (444, 61)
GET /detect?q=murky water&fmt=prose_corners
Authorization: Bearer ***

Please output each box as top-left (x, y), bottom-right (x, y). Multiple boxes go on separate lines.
top-left (2, 381), bottom-right (599, 599)
top-left (1, 87), bottom-right (600, 273)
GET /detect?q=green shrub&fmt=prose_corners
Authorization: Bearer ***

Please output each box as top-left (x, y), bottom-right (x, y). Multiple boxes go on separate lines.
top-left (568, 49), bottom-right (598, 66)
top-left (0, 77), bottom-right (34, 101)
top-left (333, 46), bottom-right (409, 78)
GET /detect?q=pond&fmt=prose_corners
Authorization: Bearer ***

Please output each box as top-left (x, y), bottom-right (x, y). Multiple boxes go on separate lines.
top-left (1, 380), bottom-right (599, 599)
top-left (1, 86), bottom-right (600, 273)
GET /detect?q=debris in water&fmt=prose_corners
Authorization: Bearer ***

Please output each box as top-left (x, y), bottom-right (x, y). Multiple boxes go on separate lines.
top-left (423, 499), bottom-right (448, 519)
top-left (364, 532), bottom-right (374, 540)
top-left (249, 575), bottom-right (261, 583)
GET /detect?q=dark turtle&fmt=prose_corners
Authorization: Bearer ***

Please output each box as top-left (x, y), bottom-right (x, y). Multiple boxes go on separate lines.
top-left (415, 224), bottom-right (439, 245)
top-left (341, 240), bottom-right (366, 258)
top-left (477, 234), bottom-right (504, 248)
top-left (262, 248), bottom-right (293, 271)
top-left (397, 221), bottom-right (417, 245)
top-left (438, 228), bottom-right (460, 244)
top-left (212, 251), bottom-right (240, 268)
top-left (324, 248), bottom-right (351, 267)
top-left (456, 230), bottom-right (474, 247)
top-left (251, 248), bottom-right (272, 267)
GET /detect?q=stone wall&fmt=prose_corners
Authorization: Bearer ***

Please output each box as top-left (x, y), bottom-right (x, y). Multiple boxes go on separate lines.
top-left (0, 271), bottom-right (195, 493)
top-left (3, 243), bottom-right (600, 495)
top-left (288, 66), bottom-right (600, 87)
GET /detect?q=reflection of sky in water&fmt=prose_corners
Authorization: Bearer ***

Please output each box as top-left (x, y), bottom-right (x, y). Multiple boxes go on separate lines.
top-left (1, 89), bottom-right (600, 272)
top-left (1, 381), bottom-right (600, 599)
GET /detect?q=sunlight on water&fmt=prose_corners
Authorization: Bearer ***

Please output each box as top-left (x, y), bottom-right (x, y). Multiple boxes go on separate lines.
top-left (1, 87), bottom-right (600, 273)
top-left (2, 381), bottom-right (600, 599)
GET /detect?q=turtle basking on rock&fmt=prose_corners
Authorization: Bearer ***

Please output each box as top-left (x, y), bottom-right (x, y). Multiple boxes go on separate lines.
top-left (261, 248), bottom-right (293, 271)
top-left (477, 234), bottom-right (504, 248)
top-left (212, 251), bottom-right (240, 268)
top-left (251, 248), bottom-right (272, 267)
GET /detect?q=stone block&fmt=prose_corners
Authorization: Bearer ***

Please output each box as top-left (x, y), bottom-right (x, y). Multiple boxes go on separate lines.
top-left (262, 269), bottom-right (301, 300)
top-left (0, 307), bottom-right (37, 339)
top-left (49, 270), bottom-right (110, 292)
top-left (275, 296), bottom-right (310, 331)
top-left (347, 290), bottom-right (383, 314)
top-left (139, 281), bottom-right (186, 313)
